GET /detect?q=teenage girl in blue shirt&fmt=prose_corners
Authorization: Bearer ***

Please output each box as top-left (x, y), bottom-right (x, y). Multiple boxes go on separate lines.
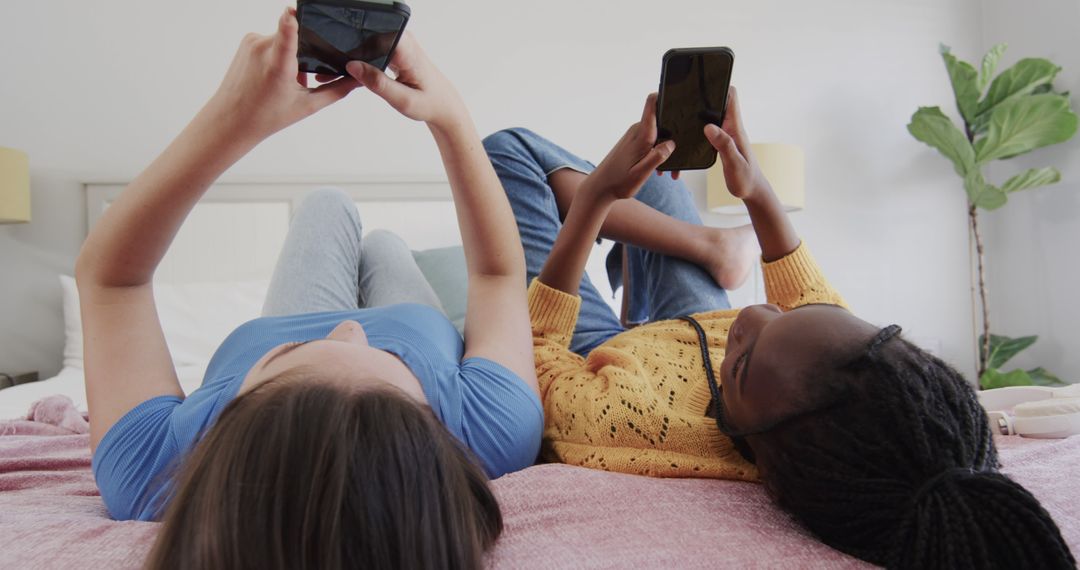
top-left (77, 9), bottom-right (540, 569)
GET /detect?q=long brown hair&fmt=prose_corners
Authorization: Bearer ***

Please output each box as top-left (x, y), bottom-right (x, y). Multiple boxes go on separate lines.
top-left (145, 376), bottom-right (502, 570)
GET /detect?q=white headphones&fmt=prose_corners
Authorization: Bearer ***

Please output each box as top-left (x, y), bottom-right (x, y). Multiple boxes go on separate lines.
top-left (978, 384), bottom-right (1080, 439)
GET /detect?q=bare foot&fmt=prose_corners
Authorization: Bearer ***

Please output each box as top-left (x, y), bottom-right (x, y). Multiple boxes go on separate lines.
top-left (702, 225), bottom-right (758, 290)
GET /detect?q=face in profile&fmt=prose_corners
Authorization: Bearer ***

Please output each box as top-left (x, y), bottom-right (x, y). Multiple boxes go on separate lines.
top-left (717, 303), bottom-right (883, 437)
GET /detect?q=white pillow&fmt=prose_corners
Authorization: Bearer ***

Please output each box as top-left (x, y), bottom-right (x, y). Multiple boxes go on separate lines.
top-left (60, 275), bottom-right (269, 369)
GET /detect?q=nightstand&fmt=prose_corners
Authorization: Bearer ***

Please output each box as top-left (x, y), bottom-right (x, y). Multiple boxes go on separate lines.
top-left (0, 371), bottom-right (39, 390)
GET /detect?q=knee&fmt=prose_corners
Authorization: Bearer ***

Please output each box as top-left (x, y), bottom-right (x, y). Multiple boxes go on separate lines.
top-left (294, 187), bottom-right (361, 225)
top-left (482, 129), bottom-right (550, 203)
top-left (482, 128), bottom-right (540, 161)
top-left (362, 229), bottom-right (411, 254)
top-left (299, 187), bottom-right (354, 211)
top-left (635, 177), bottom-right (699, 220)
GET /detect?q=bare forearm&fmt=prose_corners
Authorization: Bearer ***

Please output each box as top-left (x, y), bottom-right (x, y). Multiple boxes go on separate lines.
top-left (76, 101), bottom-right (258, 287)
top-left (429, 115), bottom-right (526, 278)
top-left (600, 199), bottom-right (719, 267)
top-left (744, 181), bottom-right (800, 262)
top-left (549, 171), bottom-right (713, 268)
top-left (539, 185), bottom-right (615, 295)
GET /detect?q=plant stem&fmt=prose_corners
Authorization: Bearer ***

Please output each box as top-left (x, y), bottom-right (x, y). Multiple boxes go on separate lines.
top-left (963, 120), bottom-right (990, 383)
top-left (969, 204), bottom-right (991, 378)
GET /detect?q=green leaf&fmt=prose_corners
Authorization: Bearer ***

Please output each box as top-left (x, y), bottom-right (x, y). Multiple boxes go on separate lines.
top-left (975, 94), bottom-right (1079, 163)
top-left (1032, 84), bottom-right (1072, 99)
top-left (978, 44), bottom-right (1008, 93)
top-left (970, 111), bottom-right (993, 137)
top-left (1001, 167), bottom-right (1061, 193)
top-left (941, 44), bottom-right (981, 123)
top-left (981, 368), bottom-right (1034, 390)
top-left (908, 106), bottom-right (976, 176)
top-left (981, 333), bottom-right (1039, 369)
top-left (978, 58), bottom-right (1061, 116)
top-left (966, 172), bottom-right (1007, 210)
top-left (1027, 367), bottom-right (1068, 386)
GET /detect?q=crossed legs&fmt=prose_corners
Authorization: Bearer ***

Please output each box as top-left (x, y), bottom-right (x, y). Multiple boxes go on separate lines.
top-left (484, 128), bottom-right (756, 352)
top-left (262, 187), bottom-right (443, 317)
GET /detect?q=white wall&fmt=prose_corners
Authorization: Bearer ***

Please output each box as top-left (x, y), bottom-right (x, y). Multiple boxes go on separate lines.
top-left (979, 0), bottom-right (1080, 381)
top-left (0, 0), bottom-right (982, 380)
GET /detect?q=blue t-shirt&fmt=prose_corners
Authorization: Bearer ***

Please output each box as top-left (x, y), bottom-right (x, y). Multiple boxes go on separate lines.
top-left (91, 304), bottom-right (543, 521)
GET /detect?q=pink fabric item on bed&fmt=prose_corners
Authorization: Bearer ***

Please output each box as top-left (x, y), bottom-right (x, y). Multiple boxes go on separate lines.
top-left (0, 395), bottom-right (89, 437)
top-left (2, 412), bottom-right (1079, 569)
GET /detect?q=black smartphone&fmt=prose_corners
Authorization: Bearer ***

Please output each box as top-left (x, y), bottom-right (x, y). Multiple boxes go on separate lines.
top-left (296, 0), bottom-right (411, 76)
top-left (655, 47), bottom-right (735, 171)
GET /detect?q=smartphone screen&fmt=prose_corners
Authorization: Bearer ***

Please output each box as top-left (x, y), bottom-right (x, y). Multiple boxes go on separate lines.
top-left (296, 1), bottom-right (409, 75)
top-left (656, 48), bottom-right (734, 171)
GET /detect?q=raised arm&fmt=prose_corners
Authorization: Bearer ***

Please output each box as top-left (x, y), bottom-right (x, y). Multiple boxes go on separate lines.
top-left (76, 8), bottom-right (357, 450)
top-left (346, 35), bottom-right (537, 393)
top-left (703, 87), bottom-right (847, 310)
top-left (537, 94), bottom-right (675, 295)
top-left (702, 87), bottom-right (800, 262)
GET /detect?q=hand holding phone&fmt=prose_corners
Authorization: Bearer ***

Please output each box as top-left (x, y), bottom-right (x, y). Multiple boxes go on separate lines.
top-left (580, 93), bottom-right (676, 201)
top-left (656, 47), bottom-right (735, 171)
top-left (345, 32), bottom-right (467, 129)
top-left (702, 87), bottom-right (771, 202)
top-left (209, 7), bottom-right (358, 142)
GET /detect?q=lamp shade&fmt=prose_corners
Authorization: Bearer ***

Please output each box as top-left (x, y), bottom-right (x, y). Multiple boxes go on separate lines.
top-left (707, 143), bottom-right (804, 214)
top-left (0, 147), bottom-right (31, 224)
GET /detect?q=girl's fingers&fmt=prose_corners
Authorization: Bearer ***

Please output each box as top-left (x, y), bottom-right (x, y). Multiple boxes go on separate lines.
top-left (346, 60), bottom-right (412, 112)
top-left (630, 140), bottom-right (675, 181)
top-left (705, 123), bottom-right (745, 169)
top-left (639, 93), bottom-right (659, 144)
top-left (307, 76), bottom-right (360, 110)
top-left (641, 92), bottom-right (658, 124)
top-left (723, 87), bottom-right (753, 156)
top-left (273, 8), bottom-right (299, 64)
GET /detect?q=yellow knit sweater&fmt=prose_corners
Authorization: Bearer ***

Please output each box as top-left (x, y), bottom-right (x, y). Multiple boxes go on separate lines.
top-left (527, 243), bottom-right (847, 481)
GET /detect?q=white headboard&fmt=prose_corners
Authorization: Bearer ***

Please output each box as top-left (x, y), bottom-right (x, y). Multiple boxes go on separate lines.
top-left (83, 180), bottom-right (756, 316)
top-left (85, 180), bottom-right (461, 284)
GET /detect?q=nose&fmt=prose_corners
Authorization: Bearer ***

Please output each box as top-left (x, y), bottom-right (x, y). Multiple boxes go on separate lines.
top-left (730, 304), bottom-right (781, 344)
top-left (757, 303), bottom-right (782, 315)
top-left (326, 320), bottom-right (368, 346)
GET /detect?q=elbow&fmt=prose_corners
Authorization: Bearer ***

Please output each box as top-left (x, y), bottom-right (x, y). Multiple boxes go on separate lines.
top-left (73, 243), bottom-right (146, 291)
top-left (468, 257), bottom-right (527, 281)
top-left (73, 244), bottom-right (98, 289)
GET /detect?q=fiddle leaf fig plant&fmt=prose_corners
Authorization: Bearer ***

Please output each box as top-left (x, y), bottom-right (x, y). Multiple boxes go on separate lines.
top-left (979, 334), bottom-right (1065, 389)
top-left (908, 44), bottom-right (1078, 389)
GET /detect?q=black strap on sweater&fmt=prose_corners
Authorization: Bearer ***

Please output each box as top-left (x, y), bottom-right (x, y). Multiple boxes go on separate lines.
top-left (679, 315), bottom-right (724, 433)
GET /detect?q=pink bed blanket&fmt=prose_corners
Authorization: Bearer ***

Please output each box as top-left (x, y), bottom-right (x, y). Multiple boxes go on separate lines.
top-left (2, 397), bottom-right (1078, 569)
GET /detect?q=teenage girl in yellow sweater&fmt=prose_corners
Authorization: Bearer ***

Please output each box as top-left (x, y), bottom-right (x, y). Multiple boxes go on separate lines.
top-left (483, 90), bottom-right (1074, 569)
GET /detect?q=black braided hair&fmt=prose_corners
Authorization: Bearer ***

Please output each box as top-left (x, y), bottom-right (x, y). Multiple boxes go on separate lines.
top-left (736, 329), bottom-right (1076, 569)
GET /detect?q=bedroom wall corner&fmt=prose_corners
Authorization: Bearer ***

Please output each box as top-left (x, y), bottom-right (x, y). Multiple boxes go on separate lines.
top-left (978, 0), bottom-right (1080, 382)
top-left (0, 176), bottom-right (85, 379)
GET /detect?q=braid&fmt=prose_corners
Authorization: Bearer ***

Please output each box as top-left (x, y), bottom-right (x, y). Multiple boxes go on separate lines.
top-left (891, 472), bottom-right (1075, 569)
top-left (744, 334), bottom-right (1075, 569)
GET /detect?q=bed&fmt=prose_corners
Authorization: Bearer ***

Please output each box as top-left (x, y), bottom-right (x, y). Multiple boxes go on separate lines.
top-left (1, 181), bottom-right (1077, 568)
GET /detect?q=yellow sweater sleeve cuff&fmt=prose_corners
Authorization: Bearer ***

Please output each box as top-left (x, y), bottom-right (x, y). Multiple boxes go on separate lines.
top-left (761, 242), bottom-right (848, 310)
top-left (528, 278), bottom-right (582, 341)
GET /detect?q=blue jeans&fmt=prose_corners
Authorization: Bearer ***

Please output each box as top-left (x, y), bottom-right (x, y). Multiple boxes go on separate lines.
top-left (483, 128), bottom-right (730, 356)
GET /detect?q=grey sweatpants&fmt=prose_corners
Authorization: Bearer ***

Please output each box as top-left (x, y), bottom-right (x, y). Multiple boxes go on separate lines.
top-left (261, 188), bottom-right (445, 317)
